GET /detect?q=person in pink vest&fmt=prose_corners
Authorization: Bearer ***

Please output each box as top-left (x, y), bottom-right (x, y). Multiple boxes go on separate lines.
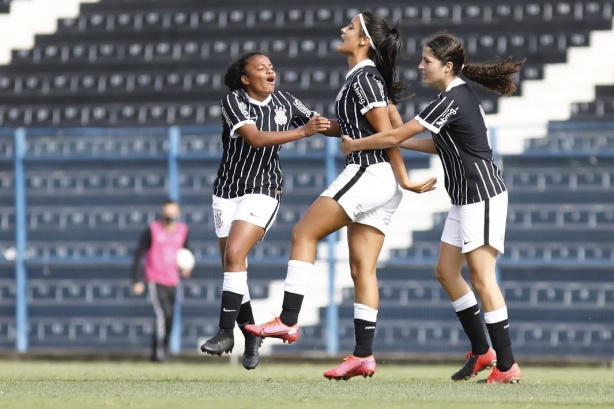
top-left (131, 199), bottom-right (192, 362)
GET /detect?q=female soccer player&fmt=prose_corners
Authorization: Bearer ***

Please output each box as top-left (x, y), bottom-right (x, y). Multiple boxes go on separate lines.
top-left (340, 32), bottom-right (524, 384)
top-left (200, 52), bottom-right (334, 370)
top-left (246, 12), bottom-right (436, 380)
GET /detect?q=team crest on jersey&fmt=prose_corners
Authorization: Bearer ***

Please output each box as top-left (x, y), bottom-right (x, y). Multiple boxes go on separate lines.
top-left (214, 211), bottom-right (223, 229)
top-left (274, 106), bottom-right (288, 125)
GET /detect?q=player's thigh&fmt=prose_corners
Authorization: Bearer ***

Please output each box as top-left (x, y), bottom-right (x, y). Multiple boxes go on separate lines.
top-left (293, 196), bottom-right (351, 241)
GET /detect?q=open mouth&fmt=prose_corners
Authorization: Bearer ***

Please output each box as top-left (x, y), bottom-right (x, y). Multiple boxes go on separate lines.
top-left (266, 75), bottom-right (275, 85)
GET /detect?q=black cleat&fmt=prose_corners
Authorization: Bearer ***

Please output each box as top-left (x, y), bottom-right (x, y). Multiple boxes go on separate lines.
top-left (201, 329), bottom-right (234, 356)
top-left (242, 333), bottom-right (263, 370)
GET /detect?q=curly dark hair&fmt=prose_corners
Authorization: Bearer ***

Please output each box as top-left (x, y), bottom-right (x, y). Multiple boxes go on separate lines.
top-left (424, 32), bottom-right (526, 96)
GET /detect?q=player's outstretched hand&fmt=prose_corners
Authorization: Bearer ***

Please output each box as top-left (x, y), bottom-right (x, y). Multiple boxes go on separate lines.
top-left (303, 114), bottom-right (331, 137)
top-left (400, 177), bottom-right (437, 194)
top-left (340, 135), bottom-right (353, 156)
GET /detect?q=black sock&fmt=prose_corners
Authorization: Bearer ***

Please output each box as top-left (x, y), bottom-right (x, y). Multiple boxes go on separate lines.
top-left (456, 304), bottom-right (490, 355)
top-left (279, 291), bottom-right (303, 326)
top-left (353, 319), bottom-right (376, 358)
top-left (236, 301), bottom-right (255, 336)
top-left (219, 291), bottom-right (243, 330)
top-left (487, 319), bottom-right (515, 372)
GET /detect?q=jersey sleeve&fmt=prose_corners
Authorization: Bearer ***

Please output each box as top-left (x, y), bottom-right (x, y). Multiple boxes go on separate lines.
top-left (415, 95), bottom-right (461, 134)
top-left (285, 92), bottom-right (317, 127)
top-left (221, 91), bottom-right (255, 138)
top-left (353, 72), bottom-right (388, 115)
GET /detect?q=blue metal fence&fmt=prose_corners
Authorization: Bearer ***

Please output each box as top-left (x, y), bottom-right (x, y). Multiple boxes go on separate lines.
top-left (8, 125), bottom-right (344, 354)
top-left (4, 123), bottom-right (614, 359)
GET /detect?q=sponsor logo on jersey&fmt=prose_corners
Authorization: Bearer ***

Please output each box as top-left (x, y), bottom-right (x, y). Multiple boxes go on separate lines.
top-left (353, 82), bottom-right (366, 106)
top-left (221, 106), bottom-right (231, 127)
top-left (435, 106), bottom-right (458, 127)
top-left (376, 79), bottom-right (385, 99)
top-left (293, 98), bottom-right (312, 118)
top-left (274, 106), bottom-right (288, 125)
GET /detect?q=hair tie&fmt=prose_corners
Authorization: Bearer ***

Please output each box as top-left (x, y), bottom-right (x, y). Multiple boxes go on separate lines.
top-left (358, 13), bottom-right (377, 51)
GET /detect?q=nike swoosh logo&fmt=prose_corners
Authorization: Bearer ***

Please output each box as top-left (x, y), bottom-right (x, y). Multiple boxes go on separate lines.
top-left (223, 308), bottom-right (237, 312)
top-left (262, 327), bottom-right (298, 336)
top-left (250, 212), bottom-right (260, 218)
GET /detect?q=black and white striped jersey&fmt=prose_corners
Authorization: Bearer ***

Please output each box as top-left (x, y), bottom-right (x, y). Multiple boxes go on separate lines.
top-left (213, 89), bottom-right (316, 199)
top-left (335, 59), bottom-right (390, 167)
top-left (415, 78), bottom-right (507, 205)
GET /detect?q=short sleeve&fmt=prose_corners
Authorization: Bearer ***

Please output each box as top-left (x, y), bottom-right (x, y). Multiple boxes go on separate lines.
top-left (221, 91), bottom-right (255, 138)
top-left (415, 95), bottom-right (461, 134)
top-left (352, 72), bottom-right (388, 115)
top-left (285, 92), bottom-right (316, 127)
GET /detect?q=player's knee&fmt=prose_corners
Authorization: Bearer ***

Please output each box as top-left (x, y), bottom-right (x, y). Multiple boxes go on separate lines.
top-left (469, 274), bottom-right (493, 295)
top-left (224, 245), bottom-right (247, 269)
top-left (434, 266), bottom-right (449, 285)
top-left (291, 222), bottom-right (317, 246)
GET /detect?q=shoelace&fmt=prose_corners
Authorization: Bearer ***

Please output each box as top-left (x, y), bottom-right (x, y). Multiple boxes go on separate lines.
top-left (261, 316), bottom-right (282, 327)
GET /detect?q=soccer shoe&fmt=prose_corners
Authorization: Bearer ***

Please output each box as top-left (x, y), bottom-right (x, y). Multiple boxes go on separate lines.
top-left (200, 328), bottom-right (234, 356)
top-left (478, 363), bottom-right (522, 384)
top-left (244, 317), bottom-right (300, 344)
top-left (451, 347), bottom-right (497, 381)
top-left (242, 333), bottom-right (263, 370)
top-left (323, 355), bottom-right (376, 380)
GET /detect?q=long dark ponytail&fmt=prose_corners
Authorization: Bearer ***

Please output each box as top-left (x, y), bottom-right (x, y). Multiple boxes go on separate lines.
top-left (359, 11), bottom-right (405, 104)
top-left (223, 52), bottom-right (267, 91)
top-left (424, 32), bottom-right (525, 96)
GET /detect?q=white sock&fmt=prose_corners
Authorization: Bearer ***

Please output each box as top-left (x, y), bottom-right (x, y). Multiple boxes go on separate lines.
top-left (484, 306), bottom-right (508, 324)
top-left (222, 271), bottom-right (247, 294)
top-left (242, 286), bottom-right (250, 304)
top-left (354, 303), bottom-right (378, 322)
top-left (284, 260), bottom-right (313, 296)
top-left (451, 291), bottom-right (478, 312)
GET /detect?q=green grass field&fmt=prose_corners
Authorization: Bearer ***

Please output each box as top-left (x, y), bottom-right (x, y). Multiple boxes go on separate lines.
top-left (0, 360), bottom-right (613, 409)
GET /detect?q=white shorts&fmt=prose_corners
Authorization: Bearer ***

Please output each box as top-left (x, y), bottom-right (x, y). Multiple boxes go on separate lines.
top-left (441, 191), bottom-right (508, 254)
top-left (212, 194), bottom-right (280, 238)
top-left (321, 163), bottom-right (403, 234)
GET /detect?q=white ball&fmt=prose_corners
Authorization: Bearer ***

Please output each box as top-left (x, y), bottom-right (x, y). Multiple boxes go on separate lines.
top-left (176, 248), bottom-right (195, 271)
top-left (3, 247), bottom-right (16, 261)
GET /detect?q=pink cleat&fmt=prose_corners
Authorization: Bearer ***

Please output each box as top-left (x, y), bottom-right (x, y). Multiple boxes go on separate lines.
top-left (244, 317), bottom-right (300, 344)
top-left (323, 355), bottom-right (376, 380)
top-left (451, 347), bottom-right (497, 381)
top-left (478, 363), bottom-right (522, 384)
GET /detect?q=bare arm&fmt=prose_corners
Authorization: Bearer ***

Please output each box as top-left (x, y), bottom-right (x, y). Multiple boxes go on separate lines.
top-left (399, 137), bottom-right (438, 154)
top-left (364, 108), bottom-right (436, 193)
top-left (341, 118), bottom-right (426, 155)
top-left (363, 107), bottom-right (409, 185)
top-left (387, 102), bottom-right (404, 129)
top-left (237, 114), bottom-right (331, 148)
